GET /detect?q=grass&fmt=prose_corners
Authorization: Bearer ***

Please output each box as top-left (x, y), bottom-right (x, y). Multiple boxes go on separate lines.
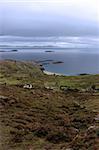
top-left (0, 60), bottom-right (99, 150)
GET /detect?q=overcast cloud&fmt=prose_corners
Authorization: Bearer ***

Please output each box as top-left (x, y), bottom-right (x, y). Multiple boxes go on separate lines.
top-left (0, 0), bottom-right (99, 36)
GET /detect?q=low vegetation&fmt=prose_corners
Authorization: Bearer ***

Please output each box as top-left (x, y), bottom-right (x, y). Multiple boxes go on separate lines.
top-left (0, 60), bottom-right (99, 150)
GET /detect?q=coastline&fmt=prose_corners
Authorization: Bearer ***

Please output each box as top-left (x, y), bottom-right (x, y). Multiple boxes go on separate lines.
top-left (0, 59), bottom-right (96, 76)
top-left (43, 70), bottom-right (94, 76)
top-left (1, 49), bottom-right (99, 76)
top-left (43, 70), bottom-right (63, 76)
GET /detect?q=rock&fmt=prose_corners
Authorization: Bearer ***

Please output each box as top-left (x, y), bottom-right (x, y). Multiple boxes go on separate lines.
top-left (44, 86), bottom-right (55, 90)
top-left (80, 89), bottom-right (86, 93)
top-left (23, 84), bottom-right (33, 89)
top-left (0, 95), bottom-right (8, 99)
top-left (95, 114), bottom-right (99, 121)
top-left (60, 86), bottom-right (79, 92)
top-left (40, 67), bottom-right (45, 71)
top-left (91, 85), bottom-right (96, 90)
top-left (87, 125), bottom-right (99, 137)
top-left (88, 125), bottom-right (97, 130)
top-left (52, 61), bottom-right (64, 64)
top-left (60, 86), bottom-right (69, 91)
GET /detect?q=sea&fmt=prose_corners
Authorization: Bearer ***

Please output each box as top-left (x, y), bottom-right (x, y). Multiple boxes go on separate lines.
top-left (0, 35), bottom-right (99, 75)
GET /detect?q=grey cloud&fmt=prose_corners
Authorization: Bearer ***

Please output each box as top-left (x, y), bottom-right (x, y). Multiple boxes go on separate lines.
top-left (0, 0), bottom-right (99, 36)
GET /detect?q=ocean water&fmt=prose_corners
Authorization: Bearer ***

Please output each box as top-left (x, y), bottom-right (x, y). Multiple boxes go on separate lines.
top-left (0, 35), bottom-right (99, 75)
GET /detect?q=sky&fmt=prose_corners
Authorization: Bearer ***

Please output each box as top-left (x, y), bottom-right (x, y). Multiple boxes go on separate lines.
top-left (0, 0), bottom-right (99, 36)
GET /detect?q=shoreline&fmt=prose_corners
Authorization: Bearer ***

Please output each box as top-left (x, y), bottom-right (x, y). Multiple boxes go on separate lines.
top-left (43, 70), bottom-right (65, 76)
top-left (43, 70), bottom-right (94, 76)
top-left (0, 59), bottom-right (97, 77)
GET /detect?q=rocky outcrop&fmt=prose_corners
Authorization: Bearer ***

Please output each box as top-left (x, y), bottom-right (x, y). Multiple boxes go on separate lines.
top-left (23, 84), bottom-right (33, 89)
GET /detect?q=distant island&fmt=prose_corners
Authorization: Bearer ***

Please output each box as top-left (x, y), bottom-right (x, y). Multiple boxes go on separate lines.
top-left (52, 61), bottom-right (64, 64)
top-left (11, 49), bottom-right (18, 52)
top-left (0, 49), bottom-right (18, 52)
top-left (45, 50), bottom-right (54, 52)
top-left (35, 59), bottom-right (64, 66)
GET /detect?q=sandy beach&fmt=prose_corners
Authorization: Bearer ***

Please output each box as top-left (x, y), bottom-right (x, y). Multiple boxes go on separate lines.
top-left (43, 70), bottom-right (63, 76)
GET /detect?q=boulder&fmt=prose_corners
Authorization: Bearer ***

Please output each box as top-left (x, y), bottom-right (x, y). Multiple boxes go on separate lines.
top-left (23, 84), bottom-right (33, 89)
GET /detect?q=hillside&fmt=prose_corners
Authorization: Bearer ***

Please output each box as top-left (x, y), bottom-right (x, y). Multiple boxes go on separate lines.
top-left (0, 60), bottom-right (99, 150)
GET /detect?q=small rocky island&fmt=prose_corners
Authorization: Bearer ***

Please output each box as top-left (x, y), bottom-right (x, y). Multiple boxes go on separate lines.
top-left (0, 49), bottom-right (18, 52)
top-left (11, 49), bottom-right (18, 52)
top-left (52, 61), bottom-right (64, 64)
top-left (45, 50), bottom-right (54, 53)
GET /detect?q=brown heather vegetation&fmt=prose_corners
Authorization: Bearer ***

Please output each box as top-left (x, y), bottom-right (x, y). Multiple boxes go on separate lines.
top-left (0, 60), bottom-right (99, 150)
